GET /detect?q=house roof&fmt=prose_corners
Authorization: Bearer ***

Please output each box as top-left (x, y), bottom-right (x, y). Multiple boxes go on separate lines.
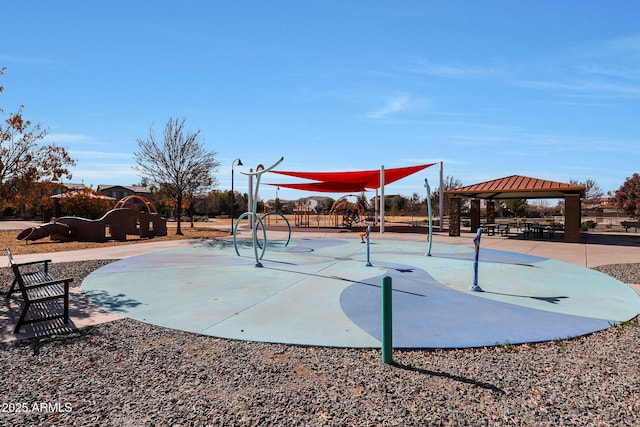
top-left (445, 175), bottom-right (585, 199)
top-left (61, 183), bottom-right (87, 190)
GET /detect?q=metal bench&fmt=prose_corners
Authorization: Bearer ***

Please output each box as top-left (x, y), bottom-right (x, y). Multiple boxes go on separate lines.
top-left (621, 221), bottom-right (639, 232)
top-left (5, 248), bottom-right (73, 334)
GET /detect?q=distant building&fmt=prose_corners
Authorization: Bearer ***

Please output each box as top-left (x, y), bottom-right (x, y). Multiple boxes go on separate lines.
top-left (97, 185), bottom-right (151, 202)
top-left (583, 197), bottom-right (620, 217)
top-left (264, 196), bottom-right (335, 213)
top-left (51, 182), bottom-right (86, 196)
top-left (265, 198), bottom-right (294, 213)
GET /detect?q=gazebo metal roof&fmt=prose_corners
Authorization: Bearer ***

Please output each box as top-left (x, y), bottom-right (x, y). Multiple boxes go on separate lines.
top-left (445, 175), bottom-right (585, 199)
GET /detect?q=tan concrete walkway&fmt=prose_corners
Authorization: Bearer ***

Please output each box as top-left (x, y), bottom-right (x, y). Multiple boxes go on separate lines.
top-left (4, 220), bottom-right (638, 268)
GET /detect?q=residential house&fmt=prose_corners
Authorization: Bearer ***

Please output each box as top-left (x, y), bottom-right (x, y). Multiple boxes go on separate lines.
top-left (51, 182), bottom-right (86, 196)
top-left (97, 185), bottom-right (151, 202)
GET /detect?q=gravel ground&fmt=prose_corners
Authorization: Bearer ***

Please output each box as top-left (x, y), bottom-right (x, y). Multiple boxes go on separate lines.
top-left (1, 260), bottom-right (639, 426)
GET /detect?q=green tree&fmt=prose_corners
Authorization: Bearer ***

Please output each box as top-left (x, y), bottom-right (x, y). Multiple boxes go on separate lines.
top-left (615, 173), bottom-right (640, 218)
top-left (388, 194), bottom-right (405, 217)
top-left (134, 117), bottom-right (220, 235)
top-left (500, 199), bottom-right (529, 217)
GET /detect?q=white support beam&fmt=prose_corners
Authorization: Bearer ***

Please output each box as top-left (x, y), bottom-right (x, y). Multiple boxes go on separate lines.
top-left (380, 165), bottom-right (385, 234)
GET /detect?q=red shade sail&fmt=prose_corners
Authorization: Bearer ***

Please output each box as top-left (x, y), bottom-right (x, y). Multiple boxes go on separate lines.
top-left (269, 163), bottom-right (434, 193)
top-left (269, 181), bottom-right (368, 193)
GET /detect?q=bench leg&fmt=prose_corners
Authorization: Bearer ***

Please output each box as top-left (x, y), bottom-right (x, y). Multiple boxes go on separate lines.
top-left (5, 278), bottom-right (18, 299)
top-left (14, 302), bottom-right (30, 333)
top-left (63, 290), bottom-right (69, 323)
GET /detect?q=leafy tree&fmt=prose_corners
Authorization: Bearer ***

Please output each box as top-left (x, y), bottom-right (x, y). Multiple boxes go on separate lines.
top-left (0, 67), bottom-right (76, 214)
top-left (615, 173), bottom-right (640, 218)
top-left (274, 194), bottom-right (282, 212)
top-left (388, 194), bottom-right (405, 217)
top-left (134, 117), bottom-right (220, 235)
top-left (356, 193), bottom-right (370, 212)
top-left (56, 188), bottom-right (115, 219)
top-left (208, 189), bottom-right (230, 216)
top-left (206, 189), bottom-right (249, 217)
top-left (496, 199), bottom-right (529, 217)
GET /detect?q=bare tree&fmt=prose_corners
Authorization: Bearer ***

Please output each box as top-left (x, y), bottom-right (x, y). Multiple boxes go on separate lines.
top-left (134, 117), bottom-right (220, 235)
top-left (570, 178), bottom-right (604, 200)
top-left (432, 175), bottom-right (463, 216)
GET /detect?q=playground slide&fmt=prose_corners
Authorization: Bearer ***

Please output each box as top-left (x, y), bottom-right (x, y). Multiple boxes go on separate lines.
top-left (16, 222), bottom-right (71, 241)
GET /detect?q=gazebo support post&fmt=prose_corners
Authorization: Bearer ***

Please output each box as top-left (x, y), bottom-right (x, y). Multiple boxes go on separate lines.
top-left (470, 199), bottom-right (481, 232)
top-left (449, 197), bottom-right (461, 237)
top-left (564, 194), bottom-right (582, 243)
top-left (486, 201), bottom-right (495, 224)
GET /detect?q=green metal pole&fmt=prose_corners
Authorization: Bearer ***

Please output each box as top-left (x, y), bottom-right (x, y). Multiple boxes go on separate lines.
top-left (240, 156), bottom-right (284, 267)
top-left (381, 276), bottom-right (393, 364)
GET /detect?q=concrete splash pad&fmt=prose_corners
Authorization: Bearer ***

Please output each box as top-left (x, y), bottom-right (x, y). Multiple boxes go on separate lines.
top-left (82, 238), bottom-right (640, 349)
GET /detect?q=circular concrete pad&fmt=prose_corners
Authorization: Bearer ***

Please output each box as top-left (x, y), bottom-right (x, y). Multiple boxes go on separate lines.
top-left (82, 238), bottom-right (640, 348)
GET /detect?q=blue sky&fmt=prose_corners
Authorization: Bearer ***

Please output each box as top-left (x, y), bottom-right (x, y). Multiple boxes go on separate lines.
top-left (2, 1), bottom-right (639, 201)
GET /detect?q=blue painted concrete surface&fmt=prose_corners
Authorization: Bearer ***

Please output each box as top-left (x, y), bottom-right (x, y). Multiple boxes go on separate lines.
top-left (82, 238), bottom-right (640, 349)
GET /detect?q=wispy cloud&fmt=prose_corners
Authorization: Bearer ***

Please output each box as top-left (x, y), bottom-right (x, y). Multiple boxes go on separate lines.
top-left (399, 157), bottom-right (461, 166)
top-left (367, 94), bottom-right (411, 119)
top-left (515, 77), bottom-right (640, 99)
top-left (513, 34), bottom-right (640, 99)
top-left (586, 34), bottom-right (640, 60)
top-left (366, 94), bottom-right (428, 119)
top-left (0, 53), bottom-right (57, 65)
top-left (70, 164), bottom-right (138, 185)
top-left (71, 150), bottom-right (134, 160)
top-left (43, 133), bottom-right (96, 144)
top-left (576, 64), bottom-right (638, 81)
top-left (405, 58), bottom-right (497, 78)
top-left (43, 132), bottom-right (134, 164)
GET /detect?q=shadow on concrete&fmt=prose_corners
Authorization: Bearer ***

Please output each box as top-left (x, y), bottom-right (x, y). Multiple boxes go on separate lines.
top-left (1, 287), bottom-right (123, 343)
top-left (82, 290), bottom-right (144, 313)
top-left (582, 233), bottom-right (640, 247)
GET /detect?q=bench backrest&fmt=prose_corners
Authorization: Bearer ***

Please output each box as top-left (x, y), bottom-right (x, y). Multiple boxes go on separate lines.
top-left (5, 247), bottom-right (53, 300)
top-left (6, 248), bottom-right (27, 300)
top-left (6, 247), bottom-right (15, 266)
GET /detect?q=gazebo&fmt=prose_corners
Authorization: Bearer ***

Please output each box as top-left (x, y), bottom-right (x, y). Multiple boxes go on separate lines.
top-left (445, 175), bottom-right (586, 243)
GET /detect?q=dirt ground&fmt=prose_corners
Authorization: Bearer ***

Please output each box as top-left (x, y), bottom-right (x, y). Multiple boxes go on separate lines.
top-left (2, 222), bottom-right (229, 256)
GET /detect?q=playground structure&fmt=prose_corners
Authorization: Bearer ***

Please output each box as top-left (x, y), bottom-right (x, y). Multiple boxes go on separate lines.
top-left (16, 195), bottom-right (167, 242)
top-left (329, 196), bottom-right (374, 229)
top-left (293, 200), bottom-right (313, 227)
